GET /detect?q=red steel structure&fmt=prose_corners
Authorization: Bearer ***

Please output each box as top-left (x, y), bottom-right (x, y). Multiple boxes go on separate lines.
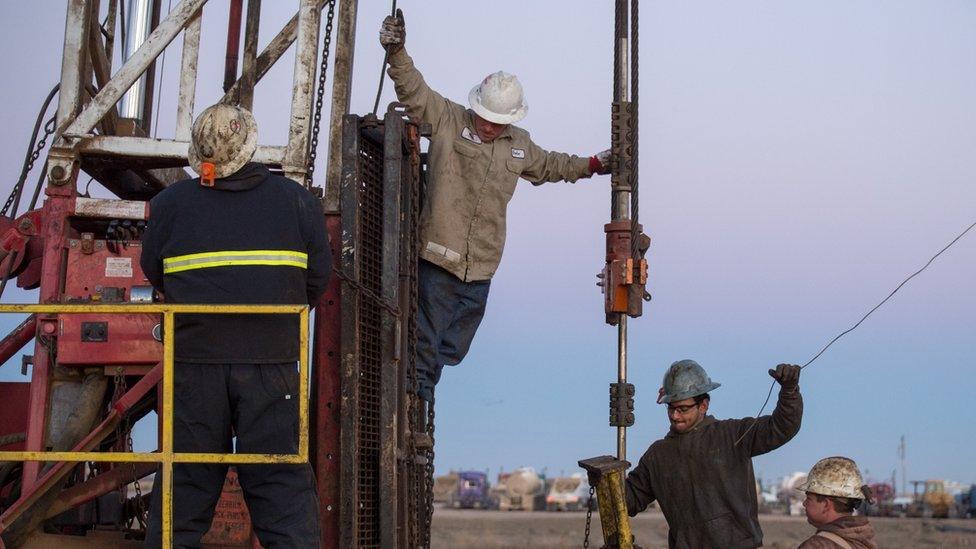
top-left (0, 1), bottom-right (351, 546)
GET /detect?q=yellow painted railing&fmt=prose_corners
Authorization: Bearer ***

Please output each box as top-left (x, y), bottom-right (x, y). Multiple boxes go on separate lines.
top-left (0, 303), bottom-right (310, 548)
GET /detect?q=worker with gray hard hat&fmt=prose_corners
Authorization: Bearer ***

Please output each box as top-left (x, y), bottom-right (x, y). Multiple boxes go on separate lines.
top-left (625, 360), bottom-right (803, 548)
top-left (379, 11), bottom-right (612, 403)
top-left (798, 457), bottom-right (877, 549)
top-left (141, 103), bottom-right (328, 547)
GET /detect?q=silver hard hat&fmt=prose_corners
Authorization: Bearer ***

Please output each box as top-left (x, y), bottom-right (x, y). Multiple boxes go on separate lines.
top-left (188, 103), bottom-right (258, 179)
top-left (660, 359), bottom-right (721, 404)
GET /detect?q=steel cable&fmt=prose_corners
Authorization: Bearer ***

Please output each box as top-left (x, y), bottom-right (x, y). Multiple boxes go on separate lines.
top-left (371, 1), bottom-right (399, 116)
top-left (733, 218), bottom-right (976, 446)
top-left (3, 84), bottom-right (60, 219)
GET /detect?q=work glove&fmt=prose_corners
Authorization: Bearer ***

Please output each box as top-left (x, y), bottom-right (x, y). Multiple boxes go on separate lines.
top-left (768, 363), bottom-right (801, 392)
top-left (379, 9), bottom-right (405, 54)
top-left (589, 149), bottom-right (612, 175)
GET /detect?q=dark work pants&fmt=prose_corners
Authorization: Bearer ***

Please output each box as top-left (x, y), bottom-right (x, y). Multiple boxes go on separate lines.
top-left (415, 260), bottom-right (491, 402)
top-left (145, 362), bottom-right (320, 548)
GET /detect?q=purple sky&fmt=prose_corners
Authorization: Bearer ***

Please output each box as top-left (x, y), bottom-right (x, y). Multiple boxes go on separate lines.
top-left (1, 1), bottom-right (973, 491)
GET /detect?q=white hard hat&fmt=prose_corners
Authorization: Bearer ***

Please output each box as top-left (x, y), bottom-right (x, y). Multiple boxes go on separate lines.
top-left (797, 457), bottom-right (867, 500)
top-left (188, 103), bottom-right (258, 179)
top-left (468, 71), bottom-right (528, 125)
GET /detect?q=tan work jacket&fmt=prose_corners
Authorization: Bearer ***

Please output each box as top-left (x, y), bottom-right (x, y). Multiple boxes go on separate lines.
top-left (388, 49), bottom-right (593, 281)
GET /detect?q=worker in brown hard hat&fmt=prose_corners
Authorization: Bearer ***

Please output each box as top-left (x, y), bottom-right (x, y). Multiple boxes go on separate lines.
top-left (141, 103), bottom-right (328, 548)
top-left (625, 360), bottom-right (803, 548)
top-left (379, 12), bottom-right (611, 403)
top-left (798, 457), bottom-right (877, 549)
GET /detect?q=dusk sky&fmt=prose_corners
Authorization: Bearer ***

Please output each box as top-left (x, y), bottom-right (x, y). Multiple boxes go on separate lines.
top-left (0, 1), bottom-right (973, 491)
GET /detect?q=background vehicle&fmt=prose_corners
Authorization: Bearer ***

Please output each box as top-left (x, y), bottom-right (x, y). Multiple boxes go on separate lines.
top-left (545, 473), bottom-right (589, 512)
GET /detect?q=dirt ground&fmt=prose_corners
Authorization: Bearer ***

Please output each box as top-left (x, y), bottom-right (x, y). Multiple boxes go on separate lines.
top-left (431, 507), bottom-right (976, 548)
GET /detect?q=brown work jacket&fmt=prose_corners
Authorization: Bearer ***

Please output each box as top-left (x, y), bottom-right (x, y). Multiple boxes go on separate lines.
top-left (625, 387), bottom-right (803, 549)
top-left (798, 516), bottom-right (877, 549)
top-left (387, 48), bottom-right (593, 282)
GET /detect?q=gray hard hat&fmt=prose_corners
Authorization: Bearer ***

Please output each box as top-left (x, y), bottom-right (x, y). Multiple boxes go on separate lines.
top-left (660, 359), bottom-right (721, 404)
top-left (188, 103), bottom-right (258, 179)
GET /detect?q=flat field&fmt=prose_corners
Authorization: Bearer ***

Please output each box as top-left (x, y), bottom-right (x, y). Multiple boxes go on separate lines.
top-left (431, 508), bottom-right (976, 548)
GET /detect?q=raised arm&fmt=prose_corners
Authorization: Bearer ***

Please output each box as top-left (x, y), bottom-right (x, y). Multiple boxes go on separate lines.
top-left (733, 364), bottom-right (804, 457)
top-left (381, 12), bottom-right (453, 133)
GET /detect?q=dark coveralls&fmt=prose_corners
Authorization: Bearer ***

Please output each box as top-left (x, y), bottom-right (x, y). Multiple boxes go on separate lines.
top-left (625, 386), bottom-right (803, 549)
top-left (140, 163), bottom-right (330, 548)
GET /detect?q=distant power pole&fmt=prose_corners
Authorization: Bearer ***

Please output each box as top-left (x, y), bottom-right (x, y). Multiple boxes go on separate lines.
top-left (898, 435), bottom-right (907, 495)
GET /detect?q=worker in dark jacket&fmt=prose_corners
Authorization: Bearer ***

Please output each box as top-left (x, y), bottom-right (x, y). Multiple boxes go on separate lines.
top-left (141, 103), bottom-right (328, 548)
top-left (625, 359), bottom-right (803, 549)
top-left (798, 457), bottom-right (877, 549)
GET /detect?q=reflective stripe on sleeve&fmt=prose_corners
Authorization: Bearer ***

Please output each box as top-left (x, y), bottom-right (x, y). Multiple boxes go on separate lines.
top-left (163, 250), bottom-right (308, 274)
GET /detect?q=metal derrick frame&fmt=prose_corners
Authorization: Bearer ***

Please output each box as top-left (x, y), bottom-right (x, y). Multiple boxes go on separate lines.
top-left (0, 0), bottom-right (350, 545)
top-left (49, 0), bottom-right (330, 198)
top-left (0, 303), bottom-right (310, 549)
top-left (339, 107), bottom-right (427, 548)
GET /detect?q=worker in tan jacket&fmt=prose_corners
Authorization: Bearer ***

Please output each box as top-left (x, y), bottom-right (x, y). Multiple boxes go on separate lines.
top-left (798, 457), bottom-right (877, 549)
top-left (380, 12), bottom-right (611, 401)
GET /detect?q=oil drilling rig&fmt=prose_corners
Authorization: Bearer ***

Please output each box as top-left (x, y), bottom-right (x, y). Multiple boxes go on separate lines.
top-left (0, 1), bottom-right (646, 548)
top-left (0, 1), bottom-right (434, 546)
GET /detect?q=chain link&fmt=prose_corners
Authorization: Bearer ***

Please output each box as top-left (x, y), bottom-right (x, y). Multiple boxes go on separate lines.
top-left (331, 266), bottom-right (402, 318)
top-left (2, 116), bottom-right (55, 217)
top-left (110, 368), bottom-right (148, 531)
top-left (583, 484), bottom-right (596, 548)
top-left (305, 0), bottom-right (337, 186)
top-left (423, 395), bottom-right (435, 546)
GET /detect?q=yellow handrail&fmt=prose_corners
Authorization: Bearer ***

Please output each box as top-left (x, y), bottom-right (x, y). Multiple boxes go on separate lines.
top-left (0, 303), bottom-right (310, 548)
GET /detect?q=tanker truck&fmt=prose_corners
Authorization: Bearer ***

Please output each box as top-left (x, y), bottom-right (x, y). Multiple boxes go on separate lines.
top-left (494, 467), bottom-right (546, 511)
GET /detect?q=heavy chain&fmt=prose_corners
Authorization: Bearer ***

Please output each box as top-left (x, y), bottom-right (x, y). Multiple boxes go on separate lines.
top-left (423, 395), bottom-right (436, 547)
top-left (110, 369), bottom-right (148, 530)
top-left (305, 0), bottom-right (337, 186)
top-left (583, 484), bottom-right (596, 548)
top-left (405, 135), bottom-right (425, 547)
top-left (331, 266), bottom-right (402, 318)
top-left (2, 116), bottom-right (55, 217)
top-left (629, 0), bottom-right (640, 262)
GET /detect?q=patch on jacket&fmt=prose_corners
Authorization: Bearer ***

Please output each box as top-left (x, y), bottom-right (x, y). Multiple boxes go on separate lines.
top-left (461, 127), bottom-right (482, 144)
top-left (425, 241), bottom-right (462, 263)
top-left (511, 148), bottom-right (525, 159)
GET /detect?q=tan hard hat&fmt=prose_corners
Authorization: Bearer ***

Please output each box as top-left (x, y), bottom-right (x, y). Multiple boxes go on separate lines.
top-left (188, 103), bottom-right (258, 179)
top-left (797, 456), bottom-right (866, 500)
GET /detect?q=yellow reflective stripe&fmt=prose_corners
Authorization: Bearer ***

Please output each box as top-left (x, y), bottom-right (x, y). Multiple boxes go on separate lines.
top-left (163, 250), bottom-right (308, 274)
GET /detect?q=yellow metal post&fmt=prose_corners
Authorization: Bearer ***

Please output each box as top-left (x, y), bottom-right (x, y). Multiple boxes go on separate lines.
top-left (579, 455), bottom-right (637, 549)
top-left (162, 310), bottom-right (175, 549)
top-left (298, 308), bottom-right (309, 459)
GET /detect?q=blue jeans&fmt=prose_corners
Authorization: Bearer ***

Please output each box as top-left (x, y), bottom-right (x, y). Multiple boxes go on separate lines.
top-left (415, 260), bottom-right (491, 401)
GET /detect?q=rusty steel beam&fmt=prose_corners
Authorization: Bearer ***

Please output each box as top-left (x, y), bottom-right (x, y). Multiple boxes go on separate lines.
top-left (0, 315), bottom-right (36, 368)
top-left (0, 364), bottom-right (161, 544)
top-left (324, 0), bottom-right (357, 211)
top-left (60, 0), bottom-right (209, 139)
top-left (238, 0), bottom-right (261, 109)
top-left (282, 0), bottom-right (321, 182)
top-left (56, 0), bottom-right (95, 132)
top-left (175, 8), bottom-right (202, 141)
top-left (223, 0), bottom-right (244, 93)
top-left (76, 136), bottom-right (286, 167)
top-left (311, 213), bottom-right (341, 548)
top-left (44, 461), bottom-right (157, 519)
top-left (338, 114), bottom-right (362, 548)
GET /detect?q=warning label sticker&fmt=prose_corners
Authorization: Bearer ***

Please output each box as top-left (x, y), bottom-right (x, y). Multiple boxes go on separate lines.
top-left (105, 257), bottom-right (133, 278)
